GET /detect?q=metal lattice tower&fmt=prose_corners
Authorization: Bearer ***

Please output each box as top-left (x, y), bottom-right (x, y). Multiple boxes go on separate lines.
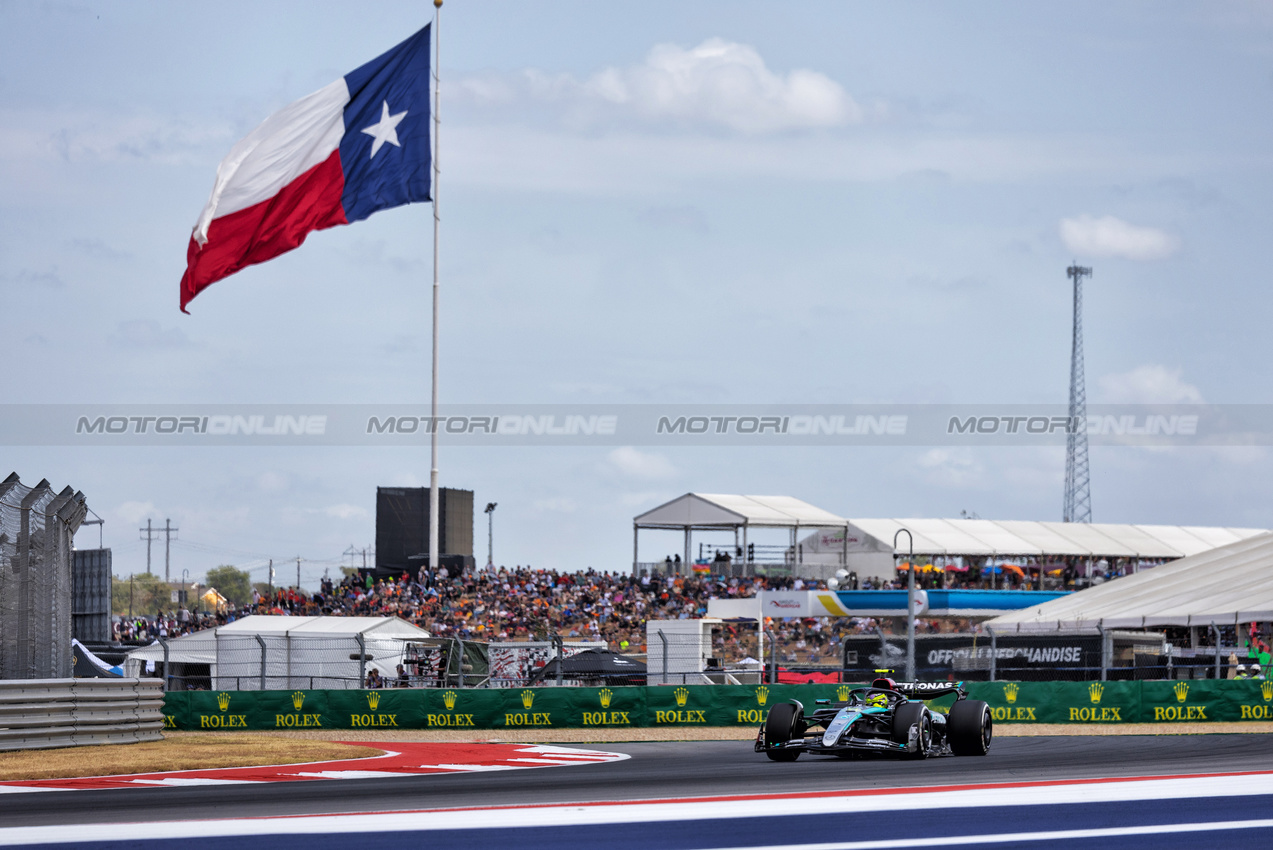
top-left (1064, 264), bottom-right (1093, 523)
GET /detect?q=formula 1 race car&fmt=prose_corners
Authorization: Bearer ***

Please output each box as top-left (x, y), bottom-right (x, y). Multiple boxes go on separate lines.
top-left (754, 676), bottom-right (992, 761)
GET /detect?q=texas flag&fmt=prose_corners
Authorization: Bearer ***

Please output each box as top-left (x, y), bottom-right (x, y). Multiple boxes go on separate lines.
top-left (180, 26), bottom-right (432, 312)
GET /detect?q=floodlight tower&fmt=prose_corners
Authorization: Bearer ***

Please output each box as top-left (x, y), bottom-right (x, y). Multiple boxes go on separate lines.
top-left (1064, 263), bottom-right (1093, 523)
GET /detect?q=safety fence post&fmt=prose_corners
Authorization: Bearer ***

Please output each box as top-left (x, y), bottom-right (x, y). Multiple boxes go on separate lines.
top-left (1209, 622), bottom-right (1221, 680)
top-left (158, 637), bottom-right (170, 692)
top-left (987, 628), bottom-right (996, 682)
top-left (658, 631), bottom-right (669, 686)
top-left (254, 634), bottom-right (266, 690)
top-left (767, 630), bottom-right (776, 685)
top-left (457, 638), bottom-right (467, 688)
top-left (551, 635), bottom-right (564, 687)
top-left (1097, 622), bottom-right (1107, 682)
top-left (355, 634), bottom-right (366, 688)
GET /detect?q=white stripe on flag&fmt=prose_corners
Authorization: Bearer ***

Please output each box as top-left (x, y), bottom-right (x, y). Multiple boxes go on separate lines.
top-left (193, 78), bottom-right (349, 244)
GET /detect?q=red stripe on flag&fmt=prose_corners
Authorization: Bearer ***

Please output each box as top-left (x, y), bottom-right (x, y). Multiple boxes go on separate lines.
top-left (180, 151), bottom-right (348, 312)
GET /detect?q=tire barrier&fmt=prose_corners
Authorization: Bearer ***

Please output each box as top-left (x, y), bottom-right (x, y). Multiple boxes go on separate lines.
top-left (159, 679), bottom-right (1273, 731)
top-left (0, 678), bottom-right (166, 751)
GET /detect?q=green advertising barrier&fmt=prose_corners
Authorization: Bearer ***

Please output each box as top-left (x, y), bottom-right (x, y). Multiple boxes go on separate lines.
top-left (160, 679), bottom-right (1273, 730)
top-left (645, 683), bottom-right (862, 727)
top-left (968, 680), bottom-right (1140, 724)
top-left (1140, 679), bottom-right (1273, 723)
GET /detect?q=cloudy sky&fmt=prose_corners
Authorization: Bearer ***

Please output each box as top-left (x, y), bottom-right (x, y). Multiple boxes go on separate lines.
top-left (4, 1), bottom-right (1273, 586)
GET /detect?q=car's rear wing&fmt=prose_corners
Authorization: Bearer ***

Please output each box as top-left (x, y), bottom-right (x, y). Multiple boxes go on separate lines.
top-left (891, 681), bottom-right (967, 700)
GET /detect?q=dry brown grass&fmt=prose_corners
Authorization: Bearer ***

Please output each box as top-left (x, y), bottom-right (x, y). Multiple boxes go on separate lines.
top-left (8, 722), bottom-right (1271, 781)
top-left (206, 721), bottom-right (1273, 745)
top-left (0, 735), bottom-right (380, 781)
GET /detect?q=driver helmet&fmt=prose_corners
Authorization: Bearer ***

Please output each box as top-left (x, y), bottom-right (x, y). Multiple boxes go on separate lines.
top-left (866, 692), bottom-right (889, 708)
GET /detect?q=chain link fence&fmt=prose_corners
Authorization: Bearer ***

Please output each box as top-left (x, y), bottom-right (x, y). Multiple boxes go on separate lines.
top-left (0, 473), bottom-right (89, 680)
top-left (122, 622), bottom-right (1268, 691)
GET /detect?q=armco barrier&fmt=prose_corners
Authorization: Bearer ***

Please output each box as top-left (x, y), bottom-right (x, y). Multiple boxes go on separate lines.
top-left (161, 680), bottom-right (1273, 732)
top-left (0, 678), bottom-right (165, 751)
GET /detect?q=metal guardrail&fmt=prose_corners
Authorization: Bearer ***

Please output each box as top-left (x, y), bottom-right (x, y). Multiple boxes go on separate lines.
top-left (0, 678), bottom-right (165, 751)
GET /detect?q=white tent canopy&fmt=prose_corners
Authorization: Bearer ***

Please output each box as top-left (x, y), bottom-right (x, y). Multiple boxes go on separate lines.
top-left (982, 532), bottom-right (1273, 631)
top-left (839, 518), bottom-right (1266, 559)
top-left (633, 493), bottom-right (850, 572)
top-left (125, 615), bottom-right (430, 689)
top-left (635, 493), bottom-right (847, 529)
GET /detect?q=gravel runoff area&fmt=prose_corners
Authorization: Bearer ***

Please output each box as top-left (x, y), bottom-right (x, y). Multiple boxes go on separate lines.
top-left (180, 722), bottom-right (1273, 745)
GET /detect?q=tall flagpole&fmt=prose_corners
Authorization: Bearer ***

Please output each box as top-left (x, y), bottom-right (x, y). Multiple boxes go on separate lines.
top-left (429, 0), bottom-right (442, 580)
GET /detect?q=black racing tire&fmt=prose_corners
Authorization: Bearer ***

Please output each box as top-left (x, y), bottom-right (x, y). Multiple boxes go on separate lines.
top-left (891, 700), bottom-right (926, 745)
top-left (764, 702), bottom-right (803, 762)
top-left (948, 699), bottom-right (993, 756)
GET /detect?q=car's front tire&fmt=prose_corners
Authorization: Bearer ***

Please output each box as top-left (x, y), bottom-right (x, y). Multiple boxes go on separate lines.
top-left (891, 701), bottom-right (931, 758)
top-left (948, 699), bottom-right (993, 756)
top-left (764, 702), bottom-right (803, 762)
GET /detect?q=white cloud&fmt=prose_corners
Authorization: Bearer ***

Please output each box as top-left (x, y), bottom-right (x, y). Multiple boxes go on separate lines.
top-left (115, 501), bottom-right (156, 524)
top-left (112, 319), bottom-right (191, 349)
top-left (607, 446), bottom-right (677, 480)
top-left (322, 504), bottom-right (368, 521)
top-left (458, 38), bottom-right (860, 134)
top-left (533, 497), bottom-right (577, 513)
top-left (1059, 215), bottom-right (1179, 261)
top-left (256, 472), bottom-right (288, 492)
top-left (916, 448), bottom-right (984, 488)
top-left (620, 491), bottom-right (673, 508)
top-left (447, 124), bottom-right (1128, 196)
top-left (0, 107), bottom-right (232, 166)
top-left (1098, 365), bottom-right (1204, 404)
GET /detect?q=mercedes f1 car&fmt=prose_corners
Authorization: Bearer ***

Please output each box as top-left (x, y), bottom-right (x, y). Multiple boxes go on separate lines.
top-left (755, 676), bottom-right (992, 761)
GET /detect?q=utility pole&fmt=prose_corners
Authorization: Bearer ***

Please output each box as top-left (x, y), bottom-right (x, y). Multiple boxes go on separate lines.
top-left (158, 518), bottom-right (179, 582)
top-left (268, 559), bottom-right (274, 598)
top-left (139, 519), bottom-right (158, 574)
top-left (296, 556), bottom-right (301, 590)
top-left (1064, 263), bottom-right (1093, 524)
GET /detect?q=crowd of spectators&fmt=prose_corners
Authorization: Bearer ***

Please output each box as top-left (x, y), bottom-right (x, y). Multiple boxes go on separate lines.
top-left (112, 609), bottom-right (218, 642)
top-left (226, 565), bottom-right (959, 666)
top-left (107, 565), bottom-right (973, 666)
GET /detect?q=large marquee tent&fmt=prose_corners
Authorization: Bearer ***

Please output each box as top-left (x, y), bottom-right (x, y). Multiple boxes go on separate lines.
top-left (124, 615), bottom-right (430, 689)
top-left (982, 532), bottom-right (1273, 632)
top-left (822, 518), bottom-right (1267, 560)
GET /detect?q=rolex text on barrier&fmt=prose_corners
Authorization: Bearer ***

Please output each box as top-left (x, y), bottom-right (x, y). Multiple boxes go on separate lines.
top-left (160, 681), bottom-right (1273, 730)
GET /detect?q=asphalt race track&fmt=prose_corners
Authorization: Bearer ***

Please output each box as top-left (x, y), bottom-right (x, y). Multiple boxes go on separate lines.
top-left (2, 734), bottom-right (1273, 825)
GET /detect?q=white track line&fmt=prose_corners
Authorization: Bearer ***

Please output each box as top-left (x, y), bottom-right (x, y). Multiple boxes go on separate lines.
top-left (2, 772), bottom-right (1272, 846)
top-left (711, 819), bottom-right (1273, 849)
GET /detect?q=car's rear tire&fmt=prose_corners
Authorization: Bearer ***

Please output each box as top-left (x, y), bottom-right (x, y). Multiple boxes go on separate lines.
top-left (764, 702), bottom-right (803, 762)
top-left (948, 699), bottom-right (993, 756)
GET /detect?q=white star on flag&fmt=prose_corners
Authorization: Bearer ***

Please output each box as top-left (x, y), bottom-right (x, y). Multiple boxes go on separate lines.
top-left (361, 100), bottom-right (408, 158)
